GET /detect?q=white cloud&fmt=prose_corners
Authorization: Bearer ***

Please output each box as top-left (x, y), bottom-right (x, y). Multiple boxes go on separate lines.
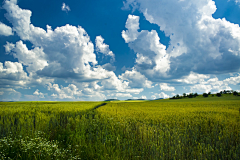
top-left (47, 82), bottom-right (107, 100)
top-left (119, 68), bottom-right (153, 88)
top-left (102, 63), bottom-right (116, 71)
top-left (122, 15), bottom-right (170, 80)
top-left (151, 95), bottom-right (156, 99)
top-left (101, 73), bottom-right (128, 91)
top-left (3, 0), bottom-right (32, 40)
top-left (190, 77), bottom-right (232, 93)
top-left (33, 89), bottom-right (46, 98)
top-left (152, 92), bottom-right (170, 99)
top-left (0, 61), bottom-right (28, 87)
top-left (0, 88), bottom-right (21, 101)
top-left (61, 3), bottom-right (71, 12)
top-left (159, 83), bottom-right (175, 91)
top-left (0, 60), bottom-right (53, 92)
top-left (0, 22), bottom-right (13, 36)
top-left (4, 42), bottom-right (15, 52)
top-left (3, 0), bottom-right (116, 82)
top-left (190, 84), bottom-right (212, 93)
top-left (123, 0), bottom-right (240, 79)
top-left (48, 83), bottom-right (82, 99)
top-left (115, 93), bottom-right (132, 97)
top-left (125, 88), bottom-right (143, 94)
top-left (2, 0), bottom-right (154, 101)
top-left (95, 36), bottom-right (115, 61)
top-left (5, 40), bottom-right (48, 74)
top-left (176, 72), bottom-right (238, 94)
top-left (2, 0), bottom-right (144, 101)
top-left (122, 15), bottom-right (140, 43)
top-left (140, 95), bottom-right (147, 99)
top-left (122, 0), bottom-right (139, 11)
top-left (223, 74), bottom-right (240, 85)
top-left (0, 61), bottom-right (25, 75)
top-left (176, 72), bottom-right (210, 84)
top-left (159, 92), bottom-right (170, 99)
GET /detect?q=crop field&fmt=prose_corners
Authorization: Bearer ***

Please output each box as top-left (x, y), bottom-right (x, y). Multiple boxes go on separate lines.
top-left (0, 96), bottom-right (240, 159)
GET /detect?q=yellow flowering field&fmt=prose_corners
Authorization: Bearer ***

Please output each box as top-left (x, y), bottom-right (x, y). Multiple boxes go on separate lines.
top-left (0, 97), bottom-right (239, 159)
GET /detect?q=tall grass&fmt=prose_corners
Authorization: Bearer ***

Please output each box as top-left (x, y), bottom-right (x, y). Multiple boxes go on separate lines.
top-left (0, 98), bottom-right (240, 159)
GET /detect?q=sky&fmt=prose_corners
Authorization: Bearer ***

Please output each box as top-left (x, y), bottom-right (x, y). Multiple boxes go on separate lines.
top-left (0, 0), bottom-right (240, 101)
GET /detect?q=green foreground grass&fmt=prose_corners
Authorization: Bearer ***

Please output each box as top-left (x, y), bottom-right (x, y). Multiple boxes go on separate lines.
top-left (0, 96), bottom-right (240, 159)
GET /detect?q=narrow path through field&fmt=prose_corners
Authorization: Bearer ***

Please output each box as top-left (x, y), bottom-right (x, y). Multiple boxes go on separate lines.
top-left (93, 102), bottom-right (107, 110)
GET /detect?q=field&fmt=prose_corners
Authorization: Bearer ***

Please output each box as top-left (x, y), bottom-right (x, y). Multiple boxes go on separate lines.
top-left (0, 96), bottom-right (240, 159)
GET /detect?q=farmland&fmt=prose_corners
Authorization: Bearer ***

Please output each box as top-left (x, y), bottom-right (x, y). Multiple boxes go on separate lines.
top-left (0, 96), bottom-right (240, 159)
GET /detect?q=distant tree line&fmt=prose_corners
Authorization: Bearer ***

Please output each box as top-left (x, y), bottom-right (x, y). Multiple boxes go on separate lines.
top-left (170, 90), bottom-right (239, 99)
top-left (170, 93), bottom-right (199, 99)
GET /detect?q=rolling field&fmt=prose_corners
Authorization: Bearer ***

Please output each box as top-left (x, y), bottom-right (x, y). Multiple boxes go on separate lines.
top-left (0, 96), bottom-right (240, 159)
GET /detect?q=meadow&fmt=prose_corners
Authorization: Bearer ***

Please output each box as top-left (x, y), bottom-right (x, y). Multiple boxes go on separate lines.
top-left (0, 95), bottom-right (240, 159)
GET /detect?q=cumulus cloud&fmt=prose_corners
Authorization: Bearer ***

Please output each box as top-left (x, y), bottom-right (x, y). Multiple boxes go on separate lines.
top-left (122, 0), bottom-right (240, 80)
top-left (95, 36), bottom-right (115, 61)
top-left (100, 72), bottom-right (144, 96)
top-left (190, 77), bottom-right (232, 93)
top-left (47, 82), bottom-right (107, 100)
top-left (5, 41), bottom-right (48, 74)
top-left (33, 89), bottom-right (46, 98)
top-left (174, 71), bottom-right (240, 94)
top-left (0, 88), bottom-right (21, 101)
top-left (0, 22), bottom-right (13, 36)
top-left (61, 3), bottom-right (71, 12)
top-left (122, 15), bottom-right (140, 43)
top-left (122, 15), bottom-right (170, 80)
top-left (119, 68), bottom-right (153, 88)
top-left (115, 93), bottom-right (132, 98)
top-left (152, 92), bottom-right (170, 99)
top-left (0, 61), bottom-right (29, 88)
top-left (1, 0), bottom-right (153, 101)
top-left (48, 83), bottom-right (82, 99)
top-left (0, 61), bottom-right (26, 78)
top-left (159, 83), bottom-right (175, 91)
top-left (176, 72), bottom-right (236, 93)
top-left (151, 95), bottom-right (156, 99)
top-left (176, 72), bottom-right (210, 84)
top-left (2, 0), bottom-right (144, 101)
top-left (4, 42), bottom-right (15, 52)
top-left (223, 74), bottom-right (240, 85)
top-left (2, 0), bottom-right (116, 82)
top-left (102, 63), bottom-right (116, 71)
top-left (140, 95), bottom-right (147, 99)
top-left (190, 84), bottom-right (213, 93)
top-left (0, 60), bottom-right (53, 95)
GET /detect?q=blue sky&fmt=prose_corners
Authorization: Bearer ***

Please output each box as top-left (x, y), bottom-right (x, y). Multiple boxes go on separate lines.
top-left (0, 0), bottom-right (240, 101)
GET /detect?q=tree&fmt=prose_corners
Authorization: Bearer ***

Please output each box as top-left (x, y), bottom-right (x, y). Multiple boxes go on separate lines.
top-left (188, 93), bottom-right (193, 98)
top-left (176, 94), bottom-right (180, 99)
top-left (194, 93), bottom-right (198, 97)
top-left (216, 93), bottom-right (221, 97)
top-left (208, 92), bottom-right (211, 95)
top-left (203, 93), bottom-right (208, 97)
top-left (183, 93), bottom-right (186, 97)
top-left (233, 91), bottom-right (238, 96)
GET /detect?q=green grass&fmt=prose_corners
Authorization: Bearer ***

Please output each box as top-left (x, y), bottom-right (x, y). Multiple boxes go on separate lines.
top-left (0, 96), bottom-right (240, 159)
